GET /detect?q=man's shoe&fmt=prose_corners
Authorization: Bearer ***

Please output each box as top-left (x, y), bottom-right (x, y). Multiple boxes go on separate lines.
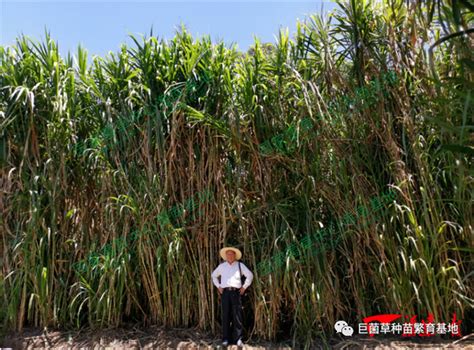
top-left (222, 340), bottom-right (229, 346)
top-left (237, 339), bottom-right (244, 346)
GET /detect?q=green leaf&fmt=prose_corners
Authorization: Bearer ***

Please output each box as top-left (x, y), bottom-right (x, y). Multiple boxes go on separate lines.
top-left (439, 144), bottom-right (474, 156)
top-left (66, 209), bottom-right (76, 219)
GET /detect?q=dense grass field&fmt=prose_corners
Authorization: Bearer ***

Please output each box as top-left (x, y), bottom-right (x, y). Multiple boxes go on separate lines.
top-left (1, 0), bottom-right (473, 348)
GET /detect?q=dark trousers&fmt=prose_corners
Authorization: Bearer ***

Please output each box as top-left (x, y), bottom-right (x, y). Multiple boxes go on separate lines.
top-left (221, 289), bottom-right (243, 343)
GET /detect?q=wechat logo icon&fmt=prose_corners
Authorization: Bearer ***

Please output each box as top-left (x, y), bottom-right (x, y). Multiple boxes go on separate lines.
top-left (334, 320), bottom-right (354, 337)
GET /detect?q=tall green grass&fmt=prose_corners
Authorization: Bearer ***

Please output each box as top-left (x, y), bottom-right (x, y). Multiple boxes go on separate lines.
top-left (1, 0), bottom-right (472, 346)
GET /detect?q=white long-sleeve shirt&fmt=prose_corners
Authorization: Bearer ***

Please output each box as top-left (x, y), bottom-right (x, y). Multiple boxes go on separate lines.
top-left (211, 260), bottom-right (253, 289)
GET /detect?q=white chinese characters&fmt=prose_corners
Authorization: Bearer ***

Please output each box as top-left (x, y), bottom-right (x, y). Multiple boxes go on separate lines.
top-left (358, 322), bottom-right (460, 336)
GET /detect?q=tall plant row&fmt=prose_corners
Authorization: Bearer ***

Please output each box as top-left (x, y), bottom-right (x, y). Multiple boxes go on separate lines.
top-left (1, 0), bottom-right (472, 345)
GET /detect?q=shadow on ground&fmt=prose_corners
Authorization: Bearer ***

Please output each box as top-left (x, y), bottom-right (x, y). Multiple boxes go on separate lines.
top-left (1, 326), bottom-right (473, 349)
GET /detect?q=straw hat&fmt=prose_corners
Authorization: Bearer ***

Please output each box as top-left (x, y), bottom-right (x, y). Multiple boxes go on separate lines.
top-left (220, 247), bottom-right (242, 260)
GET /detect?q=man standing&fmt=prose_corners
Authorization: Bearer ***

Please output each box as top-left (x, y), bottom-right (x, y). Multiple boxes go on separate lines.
top-left (211, 247), bottom-right (253, 347)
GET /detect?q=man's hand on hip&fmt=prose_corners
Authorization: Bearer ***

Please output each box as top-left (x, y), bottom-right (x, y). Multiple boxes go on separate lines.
top-left (218, 287), bottom-right (223, 294)
top-left (239, 287), bottom-right (246, 295)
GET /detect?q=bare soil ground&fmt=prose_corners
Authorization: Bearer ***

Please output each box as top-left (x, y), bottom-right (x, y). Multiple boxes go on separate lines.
top-left (1, 326), bottom-right (473, 349)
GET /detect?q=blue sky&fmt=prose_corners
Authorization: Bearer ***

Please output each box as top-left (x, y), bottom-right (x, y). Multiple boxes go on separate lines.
top-left (1, 1), bottom-right (336, 58)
